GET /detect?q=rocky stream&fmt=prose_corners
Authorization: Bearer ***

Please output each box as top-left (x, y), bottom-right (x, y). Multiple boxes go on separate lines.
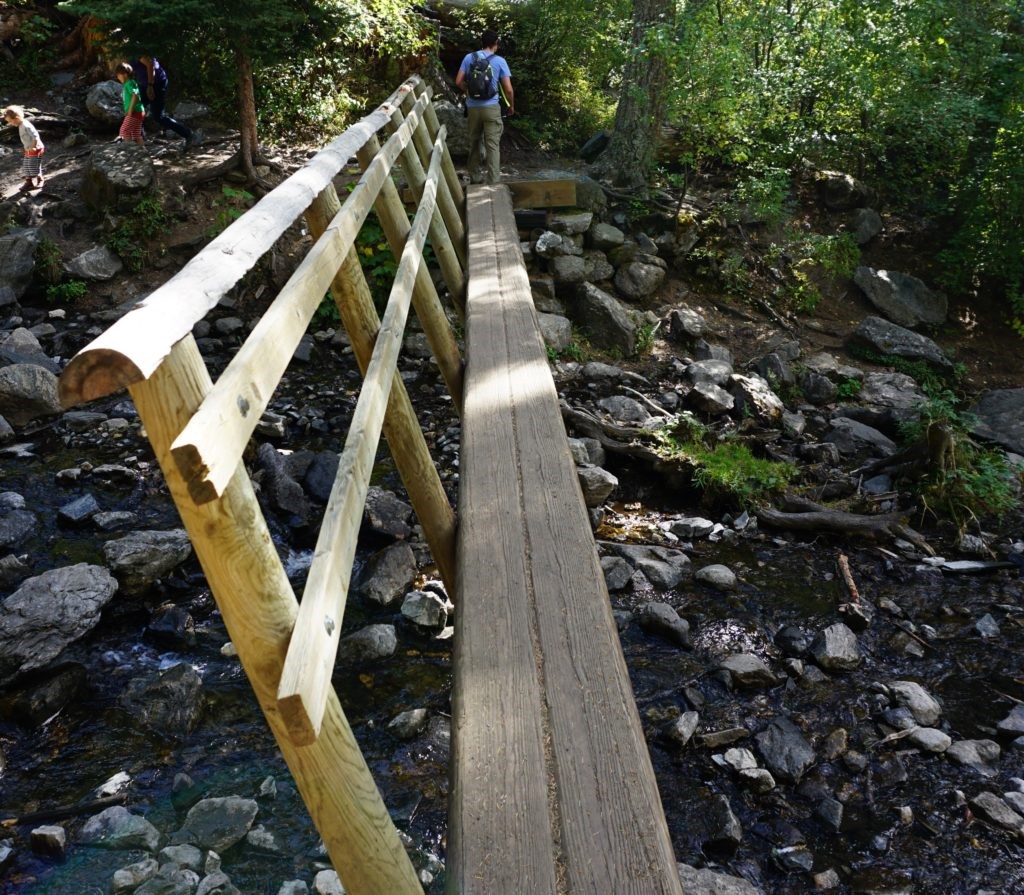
top-left (2, 81), bottom-right (1024, 895)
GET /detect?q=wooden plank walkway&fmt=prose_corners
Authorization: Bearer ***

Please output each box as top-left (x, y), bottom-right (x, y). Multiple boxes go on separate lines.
top-left (450, 184), bottom-right (683, 894)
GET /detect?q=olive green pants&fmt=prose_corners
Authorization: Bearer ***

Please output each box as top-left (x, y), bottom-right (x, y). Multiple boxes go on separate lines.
top-left (466, 104), bottom-right (504, 184)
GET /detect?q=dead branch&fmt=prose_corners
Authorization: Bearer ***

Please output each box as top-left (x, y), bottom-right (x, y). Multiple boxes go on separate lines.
top-left (837, 553), bottom-right (861, 603)
top-left (560, 402), bottom-right (664, 465)
top-left (0, 793), bottom-right (127, 828)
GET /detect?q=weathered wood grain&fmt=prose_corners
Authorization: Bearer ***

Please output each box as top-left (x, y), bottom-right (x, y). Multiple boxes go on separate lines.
top-left (507, 179), bottom-right (577, 209)
top-left (451, 185), bottom-right (683, 894)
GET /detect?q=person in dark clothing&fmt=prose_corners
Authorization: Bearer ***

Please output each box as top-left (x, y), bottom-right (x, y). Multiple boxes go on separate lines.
top-left (131, 56), bottom-right (199, 151)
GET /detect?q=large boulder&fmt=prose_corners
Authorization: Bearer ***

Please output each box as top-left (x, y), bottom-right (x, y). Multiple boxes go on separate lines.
top-left (850, 208), bottom-right (883, 245)
top-left (81, 143), bottom-right (155, 211)
top-left (432, 100), bottom-right (470, 160)
top-left (728, 374), bottom-right (784, 424)
top-left (970, 389), bottom-right (1024, 455)
top-left (614, 260), bottom-right (666, 301)
top-left (85, 80), bottom-right (124, 126)
top-left (0, 364), bottom-right (62, 426)
top-left (172, 797), bottom-right (258, 852)
top-left (853, 267), bottom-right (947, 328)
top-left (80, 806), bottom-right (160, 851)
top-left (0, 228), bottom-right (41, 300)
top-left (65, 245), bottom-right (124, 281)
top-left (102, 529), bottom-right (193, 595)
top-left (849, 316), bottom-right (952, 369)
top-left (0, 328), bottom-right (59, 373)
top-left (816, 170), bottom-right (874, 209)
top-left (0, 564), bottom-right (118, 685)
top-left (120, 663), bottom-right (205, 737)
top-left (855, 371), bottom-right (926, 427)
top-left (537, 312), bottom-right (572, 351)
top-left (569, 282), bottom-right (637, 355)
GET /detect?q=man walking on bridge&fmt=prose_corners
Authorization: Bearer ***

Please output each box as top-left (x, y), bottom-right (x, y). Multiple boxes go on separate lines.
top-left (456, 29), bottom-right (514, 185)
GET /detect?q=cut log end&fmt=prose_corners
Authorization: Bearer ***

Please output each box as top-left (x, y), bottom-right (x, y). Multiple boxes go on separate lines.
top-left (276, 691), bottom-right (321, 748)
top-left (58, 349), bottom-right (145, 408)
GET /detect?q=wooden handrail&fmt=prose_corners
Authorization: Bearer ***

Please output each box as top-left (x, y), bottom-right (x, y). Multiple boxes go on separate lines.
top-left (58, 76), bottom-right (422, 409)
top-left (276, 130), bottom-right (447, 746)
top-left (168, 99), bottom-right (429, 503)
top-left (414, 80), bottom-right (465, 211)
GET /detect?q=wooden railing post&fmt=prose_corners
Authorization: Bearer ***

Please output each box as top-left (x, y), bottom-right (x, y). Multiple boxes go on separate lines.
top-left (128, 336), bottom-right (422, 895)
top-left (304, 184), bottom-right (456, 593)
top-left (399, 93), bottom-right (467, 273)
top-left (387, 112), bottom-right (466, 316)
top-left (413, 80), bottom-right (465, 210)
top-left (357, 134), bottom-right (464, 415)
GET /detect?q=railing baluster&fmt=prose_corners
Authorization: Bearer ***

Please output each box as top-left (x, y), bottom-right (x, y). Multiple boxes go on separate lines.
top-left (413, 80), bottom-right (465, 210)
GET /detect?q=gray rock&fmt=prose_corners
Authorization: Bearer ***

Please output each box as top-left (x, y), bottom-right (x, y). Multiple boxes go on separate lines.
top-left (907, 727), bottom-right (952, 753)
top-left (854, 267), bottom-right (947, 328)
top-left (729, 374), bottom-right (785, 423)
top-left (121, 662), bottom-right (204, 737)
top-left (550, 254), bottom-right (587, 287)
top-left (0, 327), bottom-right (58, 372)
top-left (81, 143), bottom-right (155, 211)
top-left (975, 613), bottom-right (1001, 638)
top-left (30, 825), bottom-right (66, 857)
top-left (636, 602), bottom-right (691, 647)
top-left (667, 306), bottom-right (706, 340)
top-left (601, 556), bottom-right (632, 591)
top-left (695, 564), bottom-right (737, 591)
top-left (969, 792), bottom-right (1024, 834)
top-left (817, 169), bottom-right (874, 209)
top-left (0, 228), bottom-right (41, 299)
top-left (85, 79), bottom-right (124, 125)
top-left (569, 282), bottom-right (637, 355)
top-left (582, 249), bottom-right (614, 282)
top-left (687, 381), bottom-right (734, 415)
top-left (947, 739), bottom-right (1001, 776)
top-left (0, 364), bottom-right (62, 426)
top-left (174, 797), bottom-right (258, 852)
top-left (0, 563), bottom-right (117, 684)
top-left (577, 465), bottom-right (618, 507)
top-left (890, 680), bottom-right (941, 726)
top-left (102, 529), bottom-right (192, 595)
top-left (389, 708), bottom-right (429, 740)
top-left (849, 316), bottom-right (952, 368)
top-left (534, 230), bottom-right (573, 258)
top-left (755, 352), bottom-right (795, 389)
top-left (739, 767), bottom-right (776, 792)
top-left (687, 359), bottom-right (733, 387)
top-left (111, 857), bottom-right (160, 893)
top-left (701, 795), bottom-right (742, 855)
top-left (850, 208), bottom-right (883, 244)
top-left (615, 260), bottom-right (666, 301)
top-left (537, 313), bottom-right (572, 351)
top-left (0, 416), bottom-right (13, 442)
top-left (401, 589), bottom-right (448, 630)
top-left (58, 493), bottom-right (101, 524)
top-left (799, 369), bottom-right (838, 405)
top-left (256, 443), bottom-right (310, 520)
top-left (245, 825), bottom-right (279, 853)
top-left (357, 543), bottom-right (416, 607)
top-left (196, 870), bottom-right (241, 895)
top-left (669, 516), bottom-right (715, 539)
top-left (998, 705), bottom-right (1024, 737)
top-left (810, 623), bottom-right (861, 671)
top-left (588, 222), bottom-right (625, 251)
top-left (550, 211), bottom-right (593, 235)
top-left (159, 844), bottom-right (203, 872)
top-left (0, 506), bottom-right (36, 550)
top-left (339, 624), bottom-right (397, 663)
top-left (313, 869), bottom-right (345, 895)
top-left (693, 339), bottom-right (733, 364)
top-left (596, 395), bottom-right (650, 424)
top-left (432, 101), bottom-right (470, 159)
top-left (605, 543), bottom-right (692, 590)
top-left (64, 245), bottom-right (123, 281)
top-left (719, 653), bottom-right (777, 688)
top-left (135, 865), bottom-right (198, 895)
top-left (676, 863), bottom-right (758, 895)
top-left (756, 717), bottom-right (816, 782)
top-left (277, 883), bottom-right (310, 895)
top-left (364, 487), bottom-right (413, 539)
top-left (858, 372), bottom-right (926, 424)
top-left (80, 805), bottom-right (160, 851)
top-left (823, 417), bottom-right (897, 457)
top-left (171, 101), bottom-right (209, 125)
top-left (970, 388), bottom-right (1024, 455)
top-left (668, 711), bottom-right (700, 747)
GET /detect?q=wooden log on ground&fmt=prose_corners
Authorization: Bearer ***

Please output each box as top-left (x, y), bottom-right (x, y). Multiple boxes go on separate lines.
top-left (277, 160), bottom-right (441, 746)
top-left (129, 337), bottom-right (421, 895)
top-left (58, 77), bottom-right (422, 408)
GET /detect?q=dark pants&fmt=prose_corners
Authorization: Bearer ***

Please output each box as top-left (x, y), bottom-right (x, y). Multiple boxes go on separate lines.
top-left (149, 87), bottom-right (191, 139)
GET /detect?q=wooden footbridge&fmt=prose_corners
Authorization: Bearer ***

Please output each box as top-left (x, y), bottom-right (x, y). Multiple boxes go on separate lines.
top-left (58, 77), bottom-right (683, 894)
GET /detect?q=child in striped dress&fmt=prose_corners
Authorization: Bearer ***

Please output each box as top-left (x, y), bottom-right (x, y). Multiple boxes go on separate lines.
top-left (114, 62), bottom-right (146, 144)
top-left (2, 105), bottom-right (45, 190)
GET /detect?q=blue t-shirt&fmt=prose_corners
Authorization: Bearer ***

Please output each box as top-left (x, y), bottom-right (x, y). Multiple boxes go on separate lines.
top-left (460, 51), bottom-right (511, 108)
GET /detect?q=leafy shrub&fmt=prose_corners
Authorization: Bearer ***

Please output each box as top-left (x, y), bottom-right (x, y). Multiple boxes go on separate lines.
top-left (46, 279), bottom-right (88, 303)
top-left (107, 194), bottom-right (172, 273)
top-left (209, 186), bottom-right (254, 237)
top-left (34, 237), bottom-right (63, 285)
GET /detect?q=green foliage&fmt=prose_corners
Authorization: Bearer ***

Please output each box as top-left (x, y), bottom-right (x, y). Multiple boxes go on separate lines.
top-left (652, 415), bottom-right (795, 506)
top-left (635, 320), bottom-right (658, 354)
top-left (107, 194), bottom-right (171, 273)
top-left (46, 280), bottom-right (88, 303)
top-left (846, 344), bottom-right (960, 396)
top-left (726, 164), bottom-right (791, 227)
top-left (314, 291), bottom-right (341, 327)
top-left (0, 13), bottom-right (58, 86)
top-left (355, 216), bottom-right (399, 310)
top-left (210, 186), bottom-right (255, 237)
top-left (784, 231), bottom-right (860, 313)
top-left (836, 377), bottom-right (862, 400)
top-left (34, 238), bottom-right (63, 285)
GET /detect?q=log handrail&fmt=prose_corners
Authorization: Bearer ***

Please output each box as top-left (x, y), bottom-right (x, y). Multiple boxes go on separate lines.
top-left (276, 129), bottom-right (446, 746)
top-left (56, 74), bottom-right (470, 895)
top-left (168, 97), bottom-right (429, 504)
top-left (57, 77), bottom-right (421, 408)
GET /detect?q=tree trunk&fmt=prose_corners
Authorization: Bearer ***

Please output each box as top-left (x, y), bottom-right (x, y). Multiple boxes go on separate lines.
top-left (237, 47), bottom-right (261, 179)
top-left (597, 0), bottom-right (676, 188)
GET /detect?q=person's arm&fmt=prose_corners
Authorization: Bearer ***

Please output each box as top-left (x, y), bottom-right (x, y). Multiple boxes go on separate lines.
top-left (500, 76), bottom-right (514, 115)
top-left (127, 86), bottom-right (139, 115)
top-left (455, 64), bottom-right (467, 95)
top-left (145, 59), bottom-right (156, 99)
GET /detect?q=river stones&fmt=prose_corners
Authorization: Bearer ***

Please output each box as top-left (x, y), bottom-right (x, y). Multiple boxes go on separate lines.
top-left (111, 857), bottom-right (160, 893)
top-left (636, 601), bottom-right (691, 647)
top-left (338, 623), bottom-right (397, 663)
top-left (0, 228), bottom-right (41, 300)
top-left (604, 544), bottom-right (692, 590)
top-left (677, 862), bottom-right (758, 895)
top-left (172, 797), bottom-right (258, 852)
top-left (668, 711), bottom-right (700, 747)
top-left (357, 542), bottom-right (416, 607)
top-left (570, 283), bottom-right (637, 355)
top-left (120, 663), bottom-right (205, 737)
top-left (890, 680), bottom-right (942, 726)
top-left (756, 717), bottom-right (816, 783)
top-left (810, 623), bottom-right (862, 671)
top-left (854, 267), bottom-right (947, 328)
top-left (103, 529), bottom-right (193, 595)
top-left (947, 739), bottom-right (1001, 776)
top-left (718, 653), bottom-right (778, 688)
top-left (0, 363), bottom-right (62, 426)
top-left (577, 465), bottom-right (618, 507)
top-left (0, 563), bottom-right (118, 685)
top-left (80, 806), bottom-right (160, 851)
top-left (695, 564), bottom-right (737, 591)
